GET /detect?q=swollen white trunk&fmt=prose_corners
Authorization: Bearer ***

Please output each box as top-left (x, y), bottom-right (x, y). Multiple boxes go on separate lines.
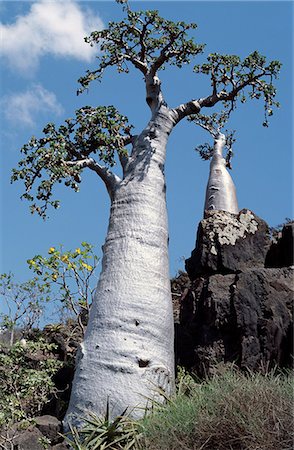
top-left (204, 133), bottom-right (239, 215)
top-left (64, 108), bottom-right (175, 427)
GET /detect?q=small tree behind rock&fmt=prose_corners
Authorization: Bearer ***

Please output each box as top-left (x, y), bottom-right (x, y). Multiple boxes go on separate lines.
top-left (0, 273), bottom-right (51, 347)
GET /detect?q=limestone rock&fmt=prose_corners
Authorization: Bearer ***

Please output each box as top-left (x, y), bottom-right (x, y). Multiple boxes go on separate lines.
top-left (186, 209), bottom-right (271, 278)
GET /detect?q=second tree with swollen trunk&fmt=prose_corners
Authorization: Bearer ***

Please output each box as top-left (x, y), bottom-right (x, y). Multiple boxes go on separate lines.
top-left (12, 3), bottom-right (281, 427)
top-left (205, 132), bottom-right (239, 214)
top-left (191, 113), bottom-right (239, 215)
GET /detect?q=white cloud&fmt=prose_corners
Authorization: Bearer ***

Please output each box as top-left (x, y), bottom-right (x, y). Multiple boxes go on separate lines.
top-left (0, 0), bottom-right (104, 71)
top-left (2, 84), bottom-right (64, 127)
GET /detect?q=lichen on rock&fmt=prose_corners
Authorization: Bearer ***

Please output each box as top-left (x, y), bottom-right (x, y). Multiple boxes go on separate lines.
top-left (186, 209), bottom-right (271, 277)
top-left (205, 209), bottom-right (259, 248)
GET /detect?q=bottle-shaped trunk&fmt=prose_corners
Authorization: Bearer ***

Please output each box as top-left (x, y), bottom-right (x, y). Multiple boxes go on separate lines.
top-left (64, 111), bottom-right (175, 427)
top-left (204, 133), bottom-right (239, 215)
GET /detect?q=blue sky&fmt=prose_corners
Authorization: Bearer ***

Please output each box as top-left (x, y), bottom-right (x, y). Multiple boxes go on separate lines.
top-left (0, 0), bottom-right (293, 299)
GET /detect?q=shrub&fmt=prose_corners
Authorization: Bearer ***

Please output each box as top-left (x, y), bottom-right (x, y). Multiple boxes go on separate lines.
top-left (27, 241), bottom-right (99, 333)
top-left (0, 273), bottom-right (51, 346)
top-left (0, 338), bottom-right (62, 427)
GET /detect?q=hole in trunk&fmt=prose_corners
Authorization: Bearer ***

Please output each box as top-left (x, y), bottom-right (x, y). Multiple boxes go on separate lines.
top-left (138, 359), bottom-right (150, 368)
top-left (135, 320), bottom-right (140, 326)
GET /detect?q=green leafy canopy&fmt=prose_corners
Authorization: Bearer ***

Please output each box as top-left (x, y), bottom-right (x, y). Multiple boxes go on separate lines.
top-left (194, 51), bottom-right (281, 126)
top-left (189, 51), bottom-right (281, 161)
top-left (78, 8), bottom-right (205, 91)
top-left (11, 106), bottom-right (133, 218)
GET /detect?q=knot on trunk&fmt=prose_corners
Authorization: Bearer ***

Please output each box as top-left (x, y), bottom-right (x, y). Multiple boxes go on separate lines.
top-left (145, 74), bottom-right (163, 110)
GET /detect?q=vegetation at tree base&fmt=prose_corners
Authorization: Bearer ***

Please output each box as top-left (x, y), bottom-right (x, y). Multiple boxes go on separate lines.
top-left (0, 242), bottom-right (98, 443)
top-left (63, 406), bottom-right (139, 450)
top-left (0, 334), bottom-right (292, 449)
top-left (62, 365), bottom-right (293, 450)
top-left (0, 273), bottom-right (51, 347)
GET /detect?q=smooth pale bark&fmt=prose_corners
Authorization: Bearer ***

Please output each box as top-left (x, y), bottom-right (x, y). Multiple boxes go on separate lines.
top-left (64, 70), bottom-right (234, 427)
top-left (64, 105), bottom-right (177, 426)
top-left (204, 133), bottom-right (239, 215)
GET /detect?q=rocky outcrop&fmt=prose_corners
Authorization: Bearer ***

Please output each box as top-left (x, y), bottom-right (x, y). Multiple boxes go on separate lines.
top-left (175, 211), bottom-right (293, 376)
top-left (186, 209), bottom-right (271, 277)
top-left (0, 320), bottom-right (83, 450)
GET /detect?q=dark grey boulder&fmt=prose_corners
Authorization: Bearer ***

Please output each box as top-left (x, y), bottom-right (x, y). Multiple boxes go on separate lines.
top-left (178, 211), bottom-right (293, 376)
top-left (34, 415), bottom-right (62, 444)
top-left (13, 426), bottom-right (45, 450)
top-left (234, 267), bottom-right (293, 369)
top-left (186, 209), bottom-right (271, 278)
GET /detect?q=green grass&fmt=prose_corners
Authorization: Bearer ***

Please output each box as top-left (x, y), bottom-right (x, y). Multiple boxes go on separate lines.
top-left (138, 365), bottom-right (293, 450)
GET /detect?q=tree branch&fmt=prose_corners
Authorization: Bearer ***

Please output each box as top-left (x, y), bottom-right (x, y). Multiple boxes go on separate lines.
top-left (211, 65), bottom-right (218, 95)
top-left (172, 71), bottom-right (265, 123)
top-left (138, 21), bottom-right (148, 63)
top-left (171, 100), bottom-right (201, 124)
top-left (198, 71), bottom-right (270, 108)
top-left (64, 159), bottom-right (121, 200)
top-left (149, 30), bottom-right (184, 77)
top-left (116, 135), bottom-right (136, 173)
top-left (106, 31), bottom-right (148, 74)
top-left (171, 70), bottom-right (273, 125)
top-left (122, 53), bottom-right (148, 74)
top-left (117, 152), bottom-right (129, 173)
top-left (194, 121), bottom-right (218, 138)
